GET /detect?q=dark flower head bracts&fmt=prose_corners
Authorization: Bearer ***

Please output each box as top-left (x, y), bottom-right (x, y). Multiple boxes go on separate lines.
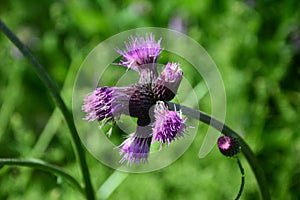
top-left (82, 33), bottom-right (185, 165)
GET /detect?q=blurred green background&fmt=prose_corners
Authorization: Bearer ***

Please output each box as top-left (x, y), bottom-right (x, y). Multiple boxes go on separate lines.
top-left (1, 0), bottom-right (300, 199)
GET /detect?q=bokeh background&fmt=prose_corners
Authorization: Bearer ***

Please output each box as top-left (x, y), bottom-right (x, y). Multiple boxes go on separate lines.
top-left (0, 0), bottom-right (300, 199)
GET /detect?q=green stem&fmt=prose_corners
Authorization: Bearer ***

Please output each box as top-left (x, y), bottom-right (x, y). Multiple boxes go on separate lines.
top-left (0, 158), bottom-right (84, 195)
top-left (167, 102), bottom-right (270, 200)
top-left (0, 19), bottom-right (94, 199)
top-left (235, 157), bottom-right (245, 200)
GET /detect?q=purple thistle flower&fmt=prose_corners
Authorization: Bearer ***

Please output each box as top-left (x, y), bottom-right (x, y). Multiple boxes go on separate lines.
top-left (154, 62), bottom-right (183, 101)
top-left (82, 87), bottom-right (113, 122)
top-left (82, 86), bottom-right (134, 122)
top-left (116, 33), bottom-right (162, 72)
top-left (152, 101), bottom-right (186, 149)
top-left (217, 136), bottom-right (240, 157)
top-left (83, 33), bottom-right (187, 164)
top-left (118, 126), bottom-right (152, 165)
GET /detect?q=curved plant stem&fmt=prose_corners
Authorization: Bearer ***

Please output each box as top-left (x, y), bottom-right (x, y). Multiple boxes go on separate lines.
top-left (0, 158), bottom-right (84, 195)
top-left (235, 157), bottom-right (245, 200)
top-left (0, 19), bottom-right (94, 199)
top-left (167, 102), bottom-right (270, 200)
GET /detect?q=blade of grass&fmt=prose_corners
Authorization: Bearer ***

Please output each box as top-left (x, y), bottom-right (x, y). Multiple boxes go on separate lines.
top-left (29, 109), bottom-right (62, 157)
top-left (97, 170), bottom-right (129, 200)
top-left (0, 63), bottom-right (23, 140)
top-left (30, 55), bottom-right (81, 157)
top-left (0, 158), bottom-right (84, 195)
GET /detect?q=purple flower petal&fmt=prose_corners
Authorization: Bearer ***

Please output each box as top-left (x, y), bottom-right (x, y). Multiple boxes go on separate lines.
top-left (116, 33), bottom-right (162, 72)
top-left (118, 126), bottom-right (153, 165)
top-left (82, 87), bottom-right (113, 122)
top-left (82, 86), bottom-right (134, 123)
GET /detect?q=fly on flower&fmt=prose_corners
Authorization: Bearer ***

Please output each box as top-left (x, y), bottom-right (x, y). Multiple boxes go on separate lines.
top-left (82, 33), bottom-right (187, 165)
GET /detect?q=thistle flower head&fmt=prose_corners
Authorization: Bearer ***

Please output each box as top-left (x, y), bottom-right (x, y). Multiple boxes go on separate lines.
top-left (82, 86), bottom-right (133, 123)
top-left (117, 33), bottom-right (162, 72)
top-left (152, 101), bottom-right (186, 148)
top-left (119, 126), bottom-right (153, 165)
top-left (160, 62), bottom-right (183, 82)
top-left (82, 87), bottom-right (113, 122)
top-left (217, 136), bottom-right (241, 157)
top-left (154, 62), bottom-right (183, 101)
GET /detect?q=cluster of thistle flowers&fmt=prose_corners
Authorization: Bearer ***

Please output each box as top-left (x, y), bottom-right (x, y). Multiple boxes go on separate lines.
top-left (82, 33), bottom-right (186, 165)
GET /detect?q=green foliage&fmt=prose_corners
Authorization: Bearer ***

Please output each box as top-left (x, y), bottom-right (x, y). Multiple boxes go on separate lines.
top-left (1, 0), bottom-right (300, 199)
